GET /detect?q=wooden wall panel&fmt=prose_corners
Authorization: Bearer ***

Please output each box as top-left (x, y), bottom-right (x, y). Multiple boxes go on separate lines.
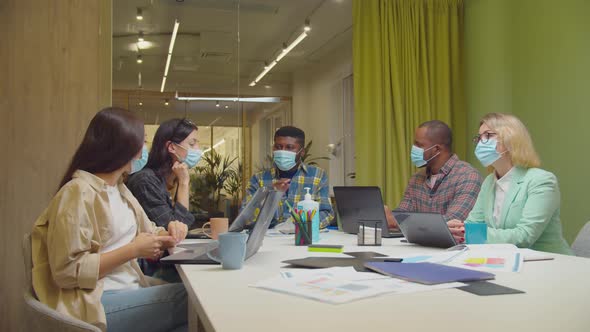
top-left (0, 1), bottom-right (112, 331)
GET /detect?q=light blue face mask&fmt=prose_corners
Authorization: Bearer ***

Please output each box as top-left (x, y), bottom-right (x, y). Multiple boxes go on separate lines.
top-left (475, 138), bottom-right (505, 167)
top-left (410, 145), bottom-right (439, 168)
top-left (131, 145), bottom-right (149, 174)
top-left (273, 150), bottom-right (300, 171)
top-left (175, 143), bottom-right (203, 169)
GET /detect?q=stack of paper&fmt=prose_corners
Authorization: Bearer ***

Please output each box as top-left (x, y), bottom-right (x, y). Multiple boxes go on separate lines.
top-left (251, 267), bottom-right (464, 304)
top-left (401, 244), bottom-right (526, 273)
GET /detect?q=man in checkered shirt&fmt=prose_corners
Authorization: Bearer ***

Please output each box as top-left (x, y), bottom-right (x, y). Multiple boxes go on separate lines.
top-left (243, 126), bottom-right (334, 228)
top-left (385, 120), bottom-right (482, 237)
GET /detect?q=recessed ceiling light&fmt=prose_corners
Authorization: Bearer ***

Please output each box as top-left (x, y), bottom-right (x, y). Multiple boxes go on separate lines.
top-left (138, 31), bottom-right (144, 42)
top-left (264, 85), bottom-right (272, 89)
top-left (136, 54), bottom-right (143, 64)
top-left (136, 8), bottom-right (143, 20)
top-left (165, 99), bottom-right (169, 106)
top-left (215, 101), bottom-right (220, 107)
top-left (139, 102), bottom-right (143, 106)
top-left (304, 19), bottom-right (311, 32)
top-left (224, 105), bottom-right (229, 109)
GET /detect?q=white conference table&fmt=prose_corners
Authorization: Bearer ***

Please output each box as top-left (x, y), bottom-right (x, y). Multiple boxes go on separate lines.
top-left (176, 231), bottom-right (590, 332)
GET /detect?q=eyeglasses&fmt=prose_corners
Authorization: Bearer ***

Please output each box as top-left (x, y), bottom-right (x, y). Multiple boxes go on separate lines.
top-left (472, 131), bottom-right (497, 144)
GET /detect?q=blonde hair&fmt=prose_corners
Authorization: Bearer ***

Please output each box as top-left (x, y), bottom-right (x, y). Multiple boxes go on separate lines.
top-left (480, 113), bottom-right (541, 168)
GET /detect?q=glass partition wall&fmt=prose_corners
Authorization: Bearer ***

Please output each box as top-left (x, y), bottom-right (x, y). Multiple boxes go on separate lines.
top-left (112, 0), bottom-right (292, 224)
top-left (113, 0), bottom-right (352, 224)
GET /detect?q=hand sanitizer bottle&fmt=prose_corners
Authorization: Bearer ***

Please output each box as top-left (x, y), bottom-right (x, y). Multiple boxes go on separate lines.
top-left (296, 187), bottom-right (320, 243)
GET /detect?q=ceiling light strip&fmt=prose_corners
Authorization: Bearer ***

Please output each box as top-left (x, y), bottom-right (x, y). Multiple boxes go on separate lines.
top-left (175, 96), bottom-right (281, 103)
top-left (276, 32), bottom-right (308, 62)
top-left (161, 19), bottom-right (180, 93)
top-left (254, 61), bottom-right (277, 83)
top-left (249, 29), bottom-right (309, 86)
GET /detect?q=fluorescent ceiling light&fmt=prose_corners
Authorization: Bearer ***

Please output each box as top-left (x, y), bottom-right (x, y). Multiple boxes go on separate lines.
top-left (276, 32), bottom-right (307, 62)
top-left (161, 19), bottom-right (180, 92)
top-left (249, 26), bottom-right (309, 86)
top-left (175, 95), bottom-right (281, 103)
top-left (164, 54), bottom-right (172, 77)
top-left (169, 20), bottom-right (180, 54)
top-left (160, 76), bottom-right (167, 92)
top-left (254, 61), bottom-right (277, 83)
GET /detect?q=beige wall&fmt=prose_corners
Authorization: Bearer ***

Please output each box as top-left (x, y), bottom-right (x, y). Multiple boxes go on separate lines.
top-left (292, 42), bottom-right (353, 188)
top-left (0, 1), bottom-right (112, 330)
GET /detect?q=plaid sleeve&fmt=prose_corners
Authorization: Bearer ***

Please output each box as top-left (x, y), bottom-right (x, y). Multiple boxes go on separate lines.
top-left (397, 175), bottom-right (417, 211)
top-left (443, 167), bottom-right (483, 221)
top-left (316, 170), bottom-right (334, 228)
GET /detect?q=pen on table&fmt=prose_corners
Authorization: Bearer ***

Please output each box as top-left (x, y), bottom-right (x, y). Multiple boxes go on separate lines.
top-left (383, 258), bottom-right (403, 262)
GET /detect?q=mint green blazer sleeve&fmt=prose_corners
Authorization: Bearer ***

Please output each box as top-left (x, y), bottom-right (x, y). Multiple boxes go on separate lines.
top-left (467, 168), bottom-right (571, 254)
top-left (464, 175), bottom-right (493, 224)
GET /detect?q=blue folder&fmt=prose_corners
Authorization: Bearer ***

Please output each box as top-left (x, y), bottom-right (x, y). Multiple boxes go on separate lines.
top-left (364, 262), bottom-right (495, 285)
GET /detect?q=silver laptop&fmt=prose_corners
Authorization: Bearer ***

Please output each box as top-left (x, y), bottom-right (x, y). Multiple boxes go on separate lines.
top-left (393, 211), bottom-right (456, 248)
top-left (162, 188), bottom-right (282, 264)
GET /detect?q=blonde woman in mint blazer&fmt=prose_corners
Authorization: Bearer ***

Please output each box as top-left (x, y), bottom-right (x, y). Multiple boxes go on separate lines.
top-left (448, 113), bottom-right (572, 255)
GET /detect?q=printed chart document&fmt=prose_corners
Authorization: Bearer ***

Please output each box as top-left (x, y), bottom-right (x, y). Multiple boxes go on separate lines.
top-left (251, 267), bottom-right (464, 304)
top-left (401, 244), bottom-right (524, 273)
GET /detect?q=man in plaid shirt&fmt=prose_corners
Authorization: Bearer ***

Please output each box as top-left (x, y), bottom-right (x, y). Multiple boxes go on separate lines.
top-left (243, 126), bottom-right (334, 228)
top-left (386, 120), bottom-right (482, 235)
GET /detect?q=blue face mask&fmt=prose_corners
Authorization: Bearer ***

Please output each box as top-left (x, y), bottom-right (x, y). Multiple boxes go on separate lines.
top-left (475, 138), bottom-right (505, 167)
top-left (175, 143), bottom-right (203, 169)
top-left (410, 145), bottom-right (439, 168)
top-left (273, 150), bottom-right (299, 171)
top-left (131, 145), bottom-right (149, 174)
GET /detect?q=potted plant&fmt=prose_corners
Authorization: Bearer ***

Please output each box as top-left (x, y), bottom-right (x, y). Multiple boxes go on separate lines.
top-left (223, 162), bottom-right (243, 222)
top-left (191, 149), bottom-right (237, 217)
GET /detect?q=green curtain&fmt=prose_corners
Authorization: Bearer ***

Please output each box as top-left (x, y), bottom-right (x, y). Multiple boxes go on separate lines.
top-left (353, 0), bottom-right (466, 207)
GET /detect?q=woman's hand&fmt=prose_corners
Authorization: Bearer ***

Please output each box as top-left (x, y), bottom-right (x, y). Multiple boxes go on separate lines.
top-left (167, 221), bottom-right (188, 243)
top-left (172, 161), bottom-right (190, 185)
top-left (447, 219), bottom-right (465, 244)
top-left (132, 233), bottom-right (176, 259)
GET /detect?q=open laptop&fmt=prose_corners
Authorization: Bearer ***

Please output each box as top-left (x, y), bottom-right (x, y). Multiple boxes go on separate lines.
top-left (333, 186), bottom-right (403, 238)
top-left (393, 211), bottom-right (457, 248)
top-left (161, 187), bottom-right (282, 264)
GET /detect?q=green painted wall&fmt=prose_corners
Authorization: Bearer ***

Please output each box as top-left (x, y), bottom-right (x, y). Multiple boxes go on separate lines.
top-left (465, 0), bottom-right (590, 243)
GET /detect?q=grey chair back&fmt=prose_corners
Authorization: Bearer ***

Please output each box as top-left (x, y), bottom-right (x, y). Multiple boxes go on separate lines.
top-left (22, 233), bottom-right (101, 332)
top-left (572, 221), bottom-right (590, 258)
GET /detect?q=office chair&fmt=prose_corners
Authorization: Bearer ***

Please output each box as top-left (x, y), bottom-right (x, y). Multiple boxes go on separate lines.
top-left (572, 221), bottom-right (590, 258)
top-left (22, 233), bottom-right (101, 332)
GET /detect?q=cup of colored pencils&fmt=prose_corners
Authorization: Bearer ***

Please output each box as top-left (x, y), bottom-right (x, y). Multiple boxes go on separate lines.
top-left (285, 201), bottom-right (313, 246)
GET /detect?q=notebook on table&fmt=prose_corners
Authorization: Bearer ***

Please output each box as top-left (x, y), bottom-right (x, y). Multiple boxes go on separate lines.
top-left (364, 261), bottom-right (495, 285)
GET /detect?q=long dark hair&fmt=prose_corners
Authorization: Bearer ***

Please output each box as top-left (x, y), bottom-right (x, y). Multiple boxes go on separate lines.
top-left (146, 118), bottom-right (198, 179)
top-left (59, 107), bottom-right (144, 189)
